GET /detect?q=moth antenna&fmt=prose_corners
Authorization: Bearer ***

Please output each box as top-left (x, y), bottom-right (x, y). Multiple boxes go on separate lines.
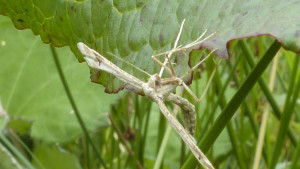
top-left (107, 52), bottom-right (151, 77)
top-left (159, 19), bottom-right (186, 77)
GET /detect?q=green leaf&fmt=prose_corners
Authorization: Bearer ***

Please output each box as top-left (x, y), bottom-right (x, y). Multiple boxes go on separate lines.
top-left (1, 0), bottom-right (299, 92)
top-left (32, 144), bottom-right (82, 169)
top-left (6, 117), bottom-right (32, 135)
top-left (0, 16), bottom-right (121, 143)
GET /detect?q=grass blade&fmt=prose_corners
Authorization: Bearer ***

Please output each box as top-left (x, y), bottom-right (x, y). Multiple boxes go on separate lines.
top-left (269, 55), bottom-right (300, 169)
top-left (181, 40), bottom-right (281, 169)
top-left (50, 46), bottom-right (107, 169)
top-left (227, 121), bottom-right (248, 169)
top-left (291, 140), bottom-right (300, 168)
top-left (0, 135), bottom-right (35, 169)
top-left (240, 41), bottom-right (297, 146)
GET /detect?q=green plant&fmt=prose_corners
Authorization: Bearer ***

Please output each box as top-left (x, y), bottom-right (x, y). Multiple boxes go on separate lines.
top-left (0, 1), bottom-right (300, 169)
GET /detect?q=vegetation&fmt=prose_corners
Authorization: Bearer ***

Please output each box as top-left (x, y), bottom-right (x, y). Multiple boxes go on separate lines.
top-left (0, 1), bottom-right (300, 169)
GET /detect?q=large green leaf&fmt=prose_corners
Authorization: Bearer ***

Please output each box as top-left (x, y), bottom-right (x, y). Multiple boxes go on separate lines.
top-left (0, 0), bottom-right (299, 93)
top-left (32, 144), bottom-right (82, 169)
top-left (0, 16), bottom-right (121, 143)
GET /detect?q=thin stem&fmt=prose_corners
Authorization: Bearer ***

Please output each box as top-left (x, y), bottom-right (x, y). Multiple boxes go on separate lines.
top-left (0, 134), bottom-right (35, 169)
top-left (8, 130), bottom-right (46, 169)
top-left (181, 40), bottom-right (281, 169)
top-left (229, 60), bottom-right (259, 138)
top-left (212, 68), bottom-right (248, 169)
top-left (150, 93), bottom-right (214, 169)
top-left (50, 45), bottom-right (107, 169)
top-left (140, 99), bottom-right (152, 164)
top-left (108, 114), bottom-right (144, 169)
top-left (154, 87), bottom-right (183, 169)
top-left (240, 40), bottom-right (297, 146)
top-left (84, 135), bottom-right (90, 169)
top-left (291, 140), bottom-right (300, 168)
top-left (252, 50), bottom-right (279, 169)
top-left (200, 54), bottom-right (243, 137)
top-left (227, 121), bottom-right (248, 169)
top-left (153, 108), bottom-right (178, 169)
top-left (269, 55), bottom-right (300, 169)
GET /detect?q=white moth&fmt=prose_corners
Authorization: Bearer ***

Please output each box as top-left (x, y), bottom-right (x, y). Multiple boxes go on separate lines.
top-left (77, 19), bottom-right (218, 169)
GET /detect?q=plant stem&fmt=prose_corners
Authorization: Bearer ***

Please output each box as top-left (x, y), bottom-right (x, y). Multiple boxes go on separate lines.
top-left (181, 40), bottom-right (281, 169)
top-left (269, 55), bottom-right (300, 169)
top-left (108, 114), bottom-right (144, 169)
top-left (200, 54), bottom-right (242, 138)
top-left (227, 121), bottom-right (248, 169)
top-left (252, 50), bottom-right (279, 169)
top-left (215, 72), bottom-right (248, 169)
top-left (154, 87), bottom-right (183, 169)
top-left (8, 130), bottom-right (46, 169)
top-left (50, 45), bottom-right (107, 169)
top-left (0, 134), bottom-right (35, 169)
top-left (240, 40), bottom-right (297, 146)
top-left (291, 139), bottom-right (300, 168)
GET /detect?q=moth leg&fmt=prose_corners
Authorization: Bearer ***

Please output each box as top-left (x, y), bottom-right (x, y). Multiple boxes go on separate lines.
top-left (152, 31), bottom-right (217, 78)
top-left (147, 92), bottom-right (214, 169)
top-left (181, 50), bottom-right (221, 103)
top-left (151, 52), bottom-right (175, 77)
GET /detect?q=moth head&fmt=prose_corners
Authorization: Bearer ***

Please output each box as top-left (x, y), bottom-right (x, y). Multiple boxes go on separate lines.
top-left (147, 74), bottom-right (161, 89)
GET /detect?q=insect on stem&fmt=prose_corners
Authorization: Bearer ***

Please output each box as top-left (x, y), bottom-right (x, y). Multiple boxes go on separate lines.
top-left (77, 19), bottom-right (218, 169)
